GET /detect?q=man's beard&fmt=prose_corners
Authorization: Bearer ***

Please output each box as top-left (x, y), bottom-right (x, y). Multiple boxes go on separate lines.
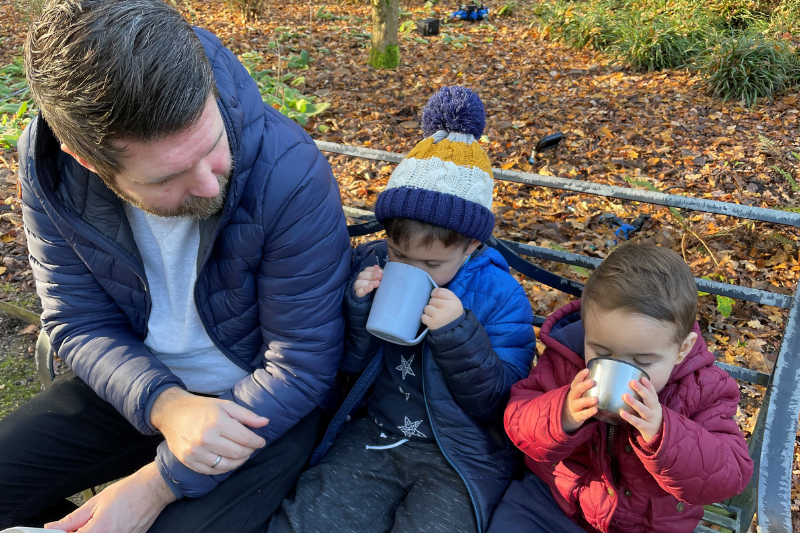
top-left (109, 172), bottom-right (230, 219)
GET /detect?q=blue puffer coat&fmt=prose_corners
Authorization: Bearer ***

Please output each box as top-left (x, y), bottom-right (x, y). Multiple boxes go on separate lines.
top-left (311, 240), bottom-right (536, 531)
top-left (18, 28), bottom-right (351, 498)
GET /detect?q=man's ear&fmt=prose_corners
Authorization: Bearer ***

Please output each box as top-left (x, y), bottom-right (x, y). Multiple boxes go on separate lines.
top-left (676, 331), bottom-right (698, 364)
top-left (60, 144), bottom-right (98, 173)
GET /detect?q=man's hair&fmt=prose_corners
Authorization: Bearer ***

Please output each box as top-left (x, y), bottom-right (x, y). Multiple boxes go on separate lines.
top-left (581, 243), bottom-right (698, 343)
top-left (382, 218), bottom-right (472, 251)
top-left (25, 0), bottom-right (216, 182)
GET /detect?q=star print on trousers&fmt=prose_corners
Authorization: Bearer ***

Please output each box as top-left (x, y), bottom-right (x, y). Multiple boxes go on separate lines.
top-left (399, 387), bottom-right (410, 401)
top-left (395, 354), bottom-right (415, 380)
top-left (397, 416), bottom-right (427, 438)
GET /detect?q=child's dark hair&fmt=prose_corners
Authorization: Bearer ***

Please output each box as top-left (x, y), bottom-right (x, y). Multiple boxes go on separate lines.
top-left (581, 243), bottom-right (697, 344)
top-left (382, 218), bottom-right (472, 251)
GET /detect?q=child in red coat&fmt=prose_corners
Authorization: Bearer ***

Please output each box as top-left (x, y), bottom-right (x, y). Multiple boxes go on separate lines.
top-left (491, 244), bottom-right (753, 533)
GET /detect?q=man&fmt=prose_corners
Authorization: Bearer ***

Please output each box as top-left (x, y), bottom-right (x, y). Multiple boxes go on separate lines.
top-left (0, 1), bottom-right (351, 532)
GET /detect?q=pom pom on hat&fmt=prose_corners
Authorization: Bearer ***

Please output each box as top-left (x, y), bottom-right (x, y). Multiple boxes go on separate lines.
top-left (421, 86), bottom-right (486, 139)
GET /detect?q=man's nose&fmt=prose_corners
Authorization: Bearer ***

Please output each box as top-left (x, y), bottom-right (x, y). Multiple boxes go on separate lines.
top-left (188, 171), bottom-right (220, 198)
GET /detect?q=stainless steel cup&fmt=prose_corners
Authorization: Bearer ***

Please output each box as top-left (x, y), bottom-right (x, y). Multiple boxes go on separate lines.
top-left (583, 357), bottom-right (650, 425)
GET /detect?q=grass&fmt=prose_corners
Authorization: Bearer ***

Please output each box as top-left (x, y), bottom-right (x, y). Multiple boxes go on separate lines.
top-left (698, 31), bottom-right (800, 107)
top-left (0, 356), bottom-right (40, 420)
top-left (531, 0), bottom-right (800, 106)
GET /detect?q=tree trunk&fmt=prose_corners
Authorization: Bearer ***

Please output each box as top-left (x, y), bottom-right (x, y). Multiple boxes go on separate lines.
top-left (369, 0), bottom-right (400, 69)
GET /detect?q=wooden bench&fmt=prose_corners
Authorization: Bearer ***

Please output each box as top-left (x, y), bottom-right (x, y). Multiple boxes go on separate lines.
top-left (316, 139), bottom-right (800, 533)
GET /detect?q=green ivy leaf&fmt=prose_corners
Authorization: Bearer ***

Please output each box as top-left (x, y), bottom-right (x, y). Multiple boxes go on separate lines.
top-left (716, 295), bottom-right (734, 318)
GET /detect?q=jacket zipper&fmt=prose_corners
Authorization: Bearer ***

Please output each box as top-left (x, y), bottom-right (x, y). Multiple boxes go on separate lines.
top-left (421, 346), bottom-right (483, 531)
top-left (191, 107), bottom-right (251, 372)
top-left (604, 424), bottom-right (620, 533)
top-left (606, 424), bottom-right (620, 484)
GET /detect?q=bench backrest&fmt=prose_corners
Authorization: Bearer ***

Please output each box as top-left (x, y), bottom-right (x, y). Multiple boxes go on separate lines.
top-left (317, 139), bottom-right (800, 533)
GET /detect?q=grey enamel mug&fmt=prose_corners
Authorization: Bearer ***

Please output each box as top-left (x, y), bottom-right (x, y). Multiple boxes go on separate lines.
top-left (583, 357), bottom-right (650, 425)
top-left (366, 262), bottom-right (437, 346)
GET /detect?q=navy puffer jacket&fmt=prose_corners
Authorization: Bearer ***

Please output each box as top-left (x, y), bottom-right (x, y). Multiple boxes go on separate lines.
top-left (18, 28), bottom-right (351, 498)
top-left (311, 240), bottom-right (536, 531)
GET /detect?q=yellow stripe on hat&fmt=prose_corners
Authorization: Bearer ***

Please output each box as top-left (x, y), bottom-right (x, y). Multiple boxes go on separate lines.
top-left (406, 137), bottom-right (493, 178)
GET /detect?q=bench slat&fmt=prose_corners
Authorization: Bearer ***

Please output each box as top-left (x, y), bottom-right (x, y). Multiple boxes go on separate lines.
top-left (320, 141), bottom-right (800, 228)
top-left (343, 206), bottom-right (792, 309)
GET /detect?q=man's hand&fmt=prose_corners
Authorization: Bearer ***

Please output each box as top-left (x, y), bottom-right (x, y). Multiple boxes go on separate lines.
top-left (45, 462), bottom-right (176, 533)
top-left (561, 369), bottom-right (599, 433)
top-left (353, 265), bottom-right (383, 298)
top-left (620, 377), bottom-right (663, 443)
top-left (150, 388), bottom-right (269, 474)
top-left (421, 288), bottom-right (463, 331)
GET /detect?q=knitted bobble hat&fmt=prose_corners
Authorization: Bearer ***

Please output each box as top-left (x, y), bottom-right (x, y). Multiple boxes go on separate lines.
top-left (374, 86), bottom-right (495, 243)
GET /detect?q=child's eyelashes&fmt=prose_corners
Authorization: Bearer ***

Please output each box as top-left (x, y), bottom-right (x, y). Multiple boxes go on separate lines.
top-left (634, 361), bottom-right (653, 368)
top-left (425, 262), bottom-right (441, 269)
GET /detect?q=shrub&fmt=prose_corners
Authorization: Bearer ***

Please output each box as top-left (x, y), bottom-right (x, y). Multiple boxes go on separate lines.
top-left (700, 0), bottom-right (774, 28)
top-left (768, 0), bottom-right (800, 35)
top-left (612, 13), bottom-right (708, 71)
top-left (497, 2), bottom-right (517, 17)
top-left (534, 0), bottom-right (618, 51)
top-left (0, 59), bottom-right (37, 149)
top-left (240, 52), bottom-right (331, 126)
top-left (698, 31), bottom-right (800, 106)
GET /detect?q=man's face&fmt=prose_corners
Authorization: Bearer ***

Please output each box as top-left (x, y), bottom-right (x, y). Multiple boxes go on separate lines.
top-left (68, 96), bottom-right (232, 218)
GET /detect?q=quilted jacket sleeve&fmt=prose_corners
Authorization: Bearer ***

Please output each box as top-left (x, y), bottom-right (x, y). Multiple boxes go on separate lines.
top-left (632, 366), bottom-right (754, 504)
top-left (19, 120), bottom-right (185, 437)
top-left (156, 140), bottom-right (351, 498)
top-left (505, 348), bottom-right (598, 464)
top-left (427, 297), bottom-right (533, 422)
top-left (340, 272), bottom-right (383, 375)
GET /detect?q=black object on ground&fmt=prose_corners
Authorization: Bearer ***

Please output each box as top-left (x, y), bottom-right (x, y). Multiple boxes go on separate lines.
top-left (529, 132), bottom-right (563, 162)
top-left (417, 18), bottom-right (440, 36)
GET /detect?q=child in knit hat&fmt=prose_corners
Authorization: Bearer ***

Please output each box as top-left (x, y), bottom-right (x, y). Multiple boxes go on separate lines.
top-left (267, 86), bottom-right (536, 533)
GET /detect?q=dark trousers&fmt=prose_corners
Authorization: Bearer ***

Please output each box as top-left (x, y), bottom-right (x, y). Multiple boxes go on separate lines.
top-left (0, 372), bottom-right (322, 533)
top-left (486, 470), bottom-right (586, 533)
top-left (268, 416), bottom-right (478, 533)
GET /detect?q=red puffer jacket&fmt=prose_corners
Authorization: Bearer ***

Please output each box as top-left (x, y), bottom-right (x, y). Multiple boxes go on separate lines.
top-left (505, 300), bottom-right (753, 533)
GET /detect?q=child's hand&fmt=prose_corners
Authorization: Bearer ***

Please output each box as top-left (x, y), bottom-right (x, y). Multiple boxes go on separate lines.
top-left (353, 265), bottom-right (383, 298)
top-left (562, 369), bottom-right (599, 433)
top-left (421, 288), bottom-right (463, 330)
top-left (620, 377), bottom-right (663, 443)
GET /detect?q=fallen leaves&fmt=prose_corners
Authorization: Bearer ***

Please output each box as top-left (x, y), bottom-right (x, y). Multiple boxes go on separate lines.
top-left (1, 0), bottom-right (800, 521)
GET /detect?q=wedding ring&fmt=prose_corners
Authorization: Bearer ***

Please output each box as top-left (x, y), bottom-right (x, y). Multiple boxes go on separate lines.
top-left (211, 455), bottom-right (222, 468)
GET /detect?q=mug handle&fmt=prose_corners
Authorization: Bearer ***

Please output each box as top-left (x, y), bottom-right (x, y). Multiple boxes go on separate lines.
top-left (406, 272), bottom-right (439, 345)
top-left (423, 271), bottom-right (438, 290)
